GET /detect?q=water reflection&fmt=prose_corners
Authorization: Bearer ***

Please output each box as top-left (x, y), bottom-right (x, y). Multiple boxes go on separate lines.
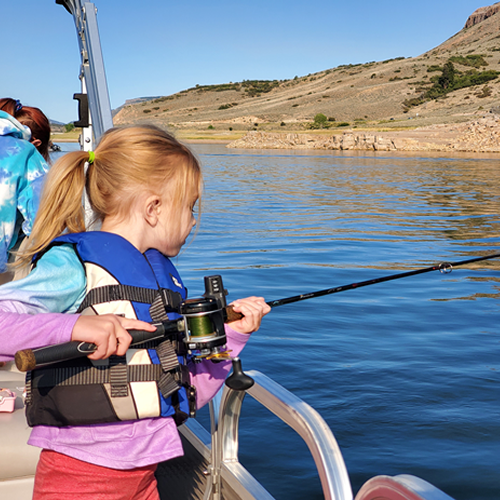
top-left (54, 143), bottom-right (500, 499)
top-left (194, 145), bottom-right (500, 277)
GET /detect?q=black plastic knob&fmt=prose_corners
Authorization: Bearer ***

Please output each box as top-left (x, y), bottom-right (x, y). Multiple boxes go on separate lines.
top-left (225, 358), bottom-right (254, 391)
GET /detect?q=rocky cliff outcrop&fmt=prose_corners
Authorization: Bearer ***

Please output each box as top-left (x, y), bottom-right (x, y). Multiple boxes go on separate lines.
top-left (464, 2), bottom-right (500, 28)
top-left (227, 115), bottom-right (500, 153)
top-left (227, 132), bottom-right (411, 152)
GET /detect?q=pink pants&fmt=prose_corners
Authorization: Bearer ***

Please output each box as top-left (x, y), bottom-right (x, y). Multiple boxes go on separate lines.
top-left (33, 450), bottom-right (160, 500)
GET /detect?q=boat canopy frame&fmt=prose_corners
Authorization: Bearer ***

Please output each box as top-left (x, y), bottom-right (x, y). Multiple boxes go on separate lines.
top-left (56, 0), bottom-right (113, 148)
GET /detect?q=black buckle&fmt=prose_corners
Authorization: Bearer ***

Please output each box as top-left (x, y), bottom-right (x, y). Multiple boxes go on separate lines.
top-left (187, 385), bottom-right (197, 418)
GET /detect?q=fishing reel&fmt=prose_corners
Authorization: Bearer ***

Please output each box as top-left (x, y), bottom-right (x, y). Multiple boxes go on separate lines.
top-left (179, 275), bottom-right (230, 362)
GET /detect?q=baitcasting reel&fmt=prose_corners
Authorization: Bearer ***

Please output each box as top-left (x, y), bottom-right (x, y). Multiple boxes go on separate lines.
top-left (179, 275), bottom-right (230, 361)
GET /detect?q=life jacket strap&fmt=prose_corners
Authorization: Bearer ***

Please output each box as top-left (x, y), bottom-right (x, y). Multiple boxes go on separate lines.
top-left (76, 285), bottom-right (183, 315)
top-left (156, 339), bottom-right (179, 372)
top-left (30, 363), bottom-right (167, 388)
top-left (25, 371), bottom-right (32, 405)
top-left (109, 355), bottom-right (129, 398)
top-left (158, 372), bottom-right (181, 400)
top-left (155, 339), bottom-right (182, 400)
top-left (149, 289), bottom-right (183, 321)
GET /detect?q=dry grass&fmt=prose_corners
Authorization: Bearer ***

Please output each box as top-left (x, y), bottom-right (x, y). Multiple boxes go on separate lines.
top-left (113, 9), bottom-right (500, 139)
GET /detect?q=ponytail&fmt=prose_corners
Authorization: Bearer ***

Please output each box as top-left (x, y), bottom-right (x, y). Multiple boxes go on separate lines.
top-left (16, 124), bottom-right (202, 268)
top-left (16, 151), bottom-right (88, 267)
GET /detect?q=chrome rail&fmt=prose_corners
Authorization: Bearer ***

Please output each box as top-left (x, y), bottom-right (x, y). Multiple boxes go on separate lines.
top-left (203, 369), bottom-right (353, 500)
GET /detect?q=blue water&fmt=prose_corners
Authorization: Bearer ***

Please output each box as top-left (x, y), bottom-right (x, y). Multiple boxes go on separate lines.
top-left (56, 143), bottom-right (500, 499)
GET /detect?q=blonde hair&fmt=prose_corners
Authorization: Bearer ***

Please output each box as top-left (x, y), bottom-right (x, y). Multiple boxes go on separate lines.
top-left (18, 125), bottom-right (202, 266)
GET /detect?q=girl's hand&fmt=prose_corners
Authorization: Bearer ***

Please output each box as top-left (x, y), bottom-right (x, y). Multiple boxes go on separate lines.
top-left (71, 315), bottom-right (156, 360)
top-left (228, 296), bottom-right (271, 334)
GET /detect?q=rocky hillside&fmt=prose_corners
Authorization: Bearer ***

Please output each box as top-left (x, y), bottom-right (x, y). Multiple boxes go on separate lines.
top-left (114, 3), bottom-right (500, 133)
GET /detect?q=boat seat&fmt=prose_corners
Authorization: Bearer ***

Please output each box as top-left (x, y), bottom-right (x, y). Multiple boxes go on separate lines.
top-left (355, 474), bottom-right (455, 500)
top-left (0, 362), bottom-right (40, 500)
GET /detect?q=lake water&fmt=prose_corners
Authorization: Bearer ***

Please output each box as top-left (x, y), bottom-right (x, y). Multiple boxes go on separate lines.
top-left (55, 143), bottom-right (500, 500)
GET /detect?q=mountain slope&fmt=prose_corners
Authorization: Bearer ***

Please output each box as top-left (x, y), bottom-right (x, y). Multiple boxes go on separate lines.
top-left (114, 3), bottom-right (500, 131)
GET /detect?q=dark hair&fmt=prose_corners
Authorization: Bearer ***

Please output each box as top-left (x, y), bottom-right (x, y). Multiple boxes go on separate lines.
top-left (0, 98), bottom-right (51, 162)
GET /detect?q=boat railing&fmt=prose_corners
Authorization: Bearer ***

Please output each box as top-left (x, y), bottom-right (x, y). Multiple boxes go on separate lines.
top-left (199, 368), bottom-right (353, 500)
top-left (184, 367), bottom-right (456, 500)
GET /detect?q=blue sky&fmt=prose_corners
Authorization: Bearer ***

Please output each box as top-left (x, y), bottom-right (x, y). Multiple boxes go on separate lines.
top-left (0, 0), bottom-right (489, 123)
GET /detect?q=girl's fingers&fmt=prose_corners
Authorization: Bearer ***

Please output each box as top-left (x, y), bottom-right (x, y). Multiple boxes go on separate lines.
top-left (229, 297), bottom-right (270, 334)
top-left (115, 317), bottom-right (156, 332)
top-left (73, 314), bottom-right (151, 360)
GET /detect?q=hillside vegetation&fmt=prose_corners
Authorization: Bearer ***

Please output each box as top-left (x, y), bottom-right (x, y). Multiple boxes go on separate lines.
top-left (114, 3), bottom-right (500, 139)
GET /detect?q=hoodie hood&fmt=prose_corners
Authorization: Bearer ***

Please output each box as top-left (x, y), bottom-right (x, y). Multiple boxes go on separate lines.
top-left (0, 110), bottom-right (31, 141)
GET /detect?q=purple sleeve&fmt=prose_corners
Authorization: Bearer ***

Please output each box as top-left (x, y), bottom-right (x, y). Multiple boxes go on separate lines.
top-left (189, 325), bottom-right (251, 409)
top-left (0, 311), bottom-right (78, 361)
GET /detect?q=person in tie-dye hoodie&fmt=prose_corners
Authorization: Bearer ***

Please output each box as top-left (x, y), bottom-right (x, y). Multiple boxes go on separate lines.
top-left (0, 103), bottom-right (49, 274)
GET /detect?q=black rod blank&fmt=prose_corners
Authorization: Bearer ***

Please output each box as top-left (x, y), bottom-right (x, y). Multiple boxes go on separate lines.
top-left (267, 252), bottom-right (500, 309)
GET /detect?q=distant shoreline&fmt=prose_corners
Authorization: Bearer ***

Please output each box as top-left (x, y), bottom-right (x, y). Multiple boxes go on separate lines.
top-left (52, 115), bottom-right (500, 154)
top-left (50, 132), bottom-right (232, 145)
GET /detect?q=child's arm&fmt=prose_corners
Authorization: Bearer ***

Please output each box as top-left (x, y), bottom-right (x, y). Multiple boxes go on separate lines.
top-left (0, 312), bottom-right (156, 362)
top-left (0, 311), bottom-right (79, 362)
top-left (71, 315), bottom-right (156, 360)
top-left (0, 244), bottom-right (155, 361)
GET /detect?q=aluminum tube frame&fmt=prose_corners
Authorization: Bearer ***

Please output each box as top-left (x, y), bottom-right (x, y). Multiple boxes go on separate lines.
top-left (210, 370), bottom-right (353, 500)
top-left (57, 0), bottom-right (113, 146)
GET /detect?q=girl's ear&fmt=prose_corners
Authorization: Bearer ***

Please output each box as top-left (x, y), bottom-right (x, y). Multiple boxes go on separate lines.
top-left (144, 195), bottom-right (161, 226)
top-left (31, 138), bottom-right (42, 149)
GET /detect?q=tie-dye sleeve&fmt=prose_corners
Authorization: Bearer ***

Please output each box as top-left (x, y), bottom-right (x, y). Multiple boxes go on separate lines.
top-left (16, 146), bottom-right (48, 236)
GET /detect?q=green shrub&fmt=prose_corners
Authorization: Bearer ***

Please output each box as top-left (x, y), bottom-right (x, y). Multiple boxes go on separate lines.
top-left (218, 103), bottom-right (239, 110)
top-left (476, 85), bottom-right (493, 98)
top-left (208, 125), bottom-right (214, 130)
top-left (405, 58), bottom-right (499, 110)
top-left (449, 54), bottom-right (488, 68)
top-left (309, 113), bottom-right (330, 130)
top-left (314, 113), bottom-right (327, 124)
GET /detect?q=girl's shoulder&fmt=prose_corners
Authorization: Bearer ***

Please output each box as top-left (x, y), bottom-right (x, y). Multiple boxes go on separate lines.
top-left (34, 243), bottom-right (84, 272)
top-left (0, 244), bottom-right (87, 314)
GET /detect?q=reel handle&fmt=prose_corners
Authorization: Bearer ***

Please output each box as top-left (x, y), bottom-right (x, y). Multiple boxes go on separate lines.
top-left (14, 321), bottom-right (179, 372)
top-left (225, 357), bottom-right (254, 391)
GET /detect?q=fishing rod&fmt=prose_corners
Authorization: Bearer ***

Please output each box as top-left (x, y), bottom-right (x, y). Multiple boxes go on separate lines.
top-left (15, 252), bottom-right (500, 371)
top-left (265, 252), bottom-right (500, 309)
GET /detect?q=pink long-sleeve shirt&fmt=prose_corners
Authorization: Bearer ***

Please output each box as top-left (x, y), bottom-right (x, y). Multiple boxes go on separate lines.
top-left (0, 244), bottom-right (251, 469)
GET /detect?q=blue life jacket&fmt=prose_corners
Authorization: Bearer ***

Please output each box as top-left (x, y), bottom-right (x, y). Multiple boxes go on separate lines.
top-left (25, 231), bottom-right (195, 428)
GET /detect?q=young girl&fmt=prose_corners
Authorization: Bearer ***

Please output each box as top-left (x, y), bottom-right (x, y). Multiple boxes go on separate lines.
top-left (0, 124), bottom-right (270, 500)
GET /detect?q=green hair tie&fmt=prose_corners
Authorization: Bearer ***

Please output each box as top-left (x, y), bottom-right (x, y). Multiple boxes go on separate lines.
top-left (88, 151), bottom-right (95, 164)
